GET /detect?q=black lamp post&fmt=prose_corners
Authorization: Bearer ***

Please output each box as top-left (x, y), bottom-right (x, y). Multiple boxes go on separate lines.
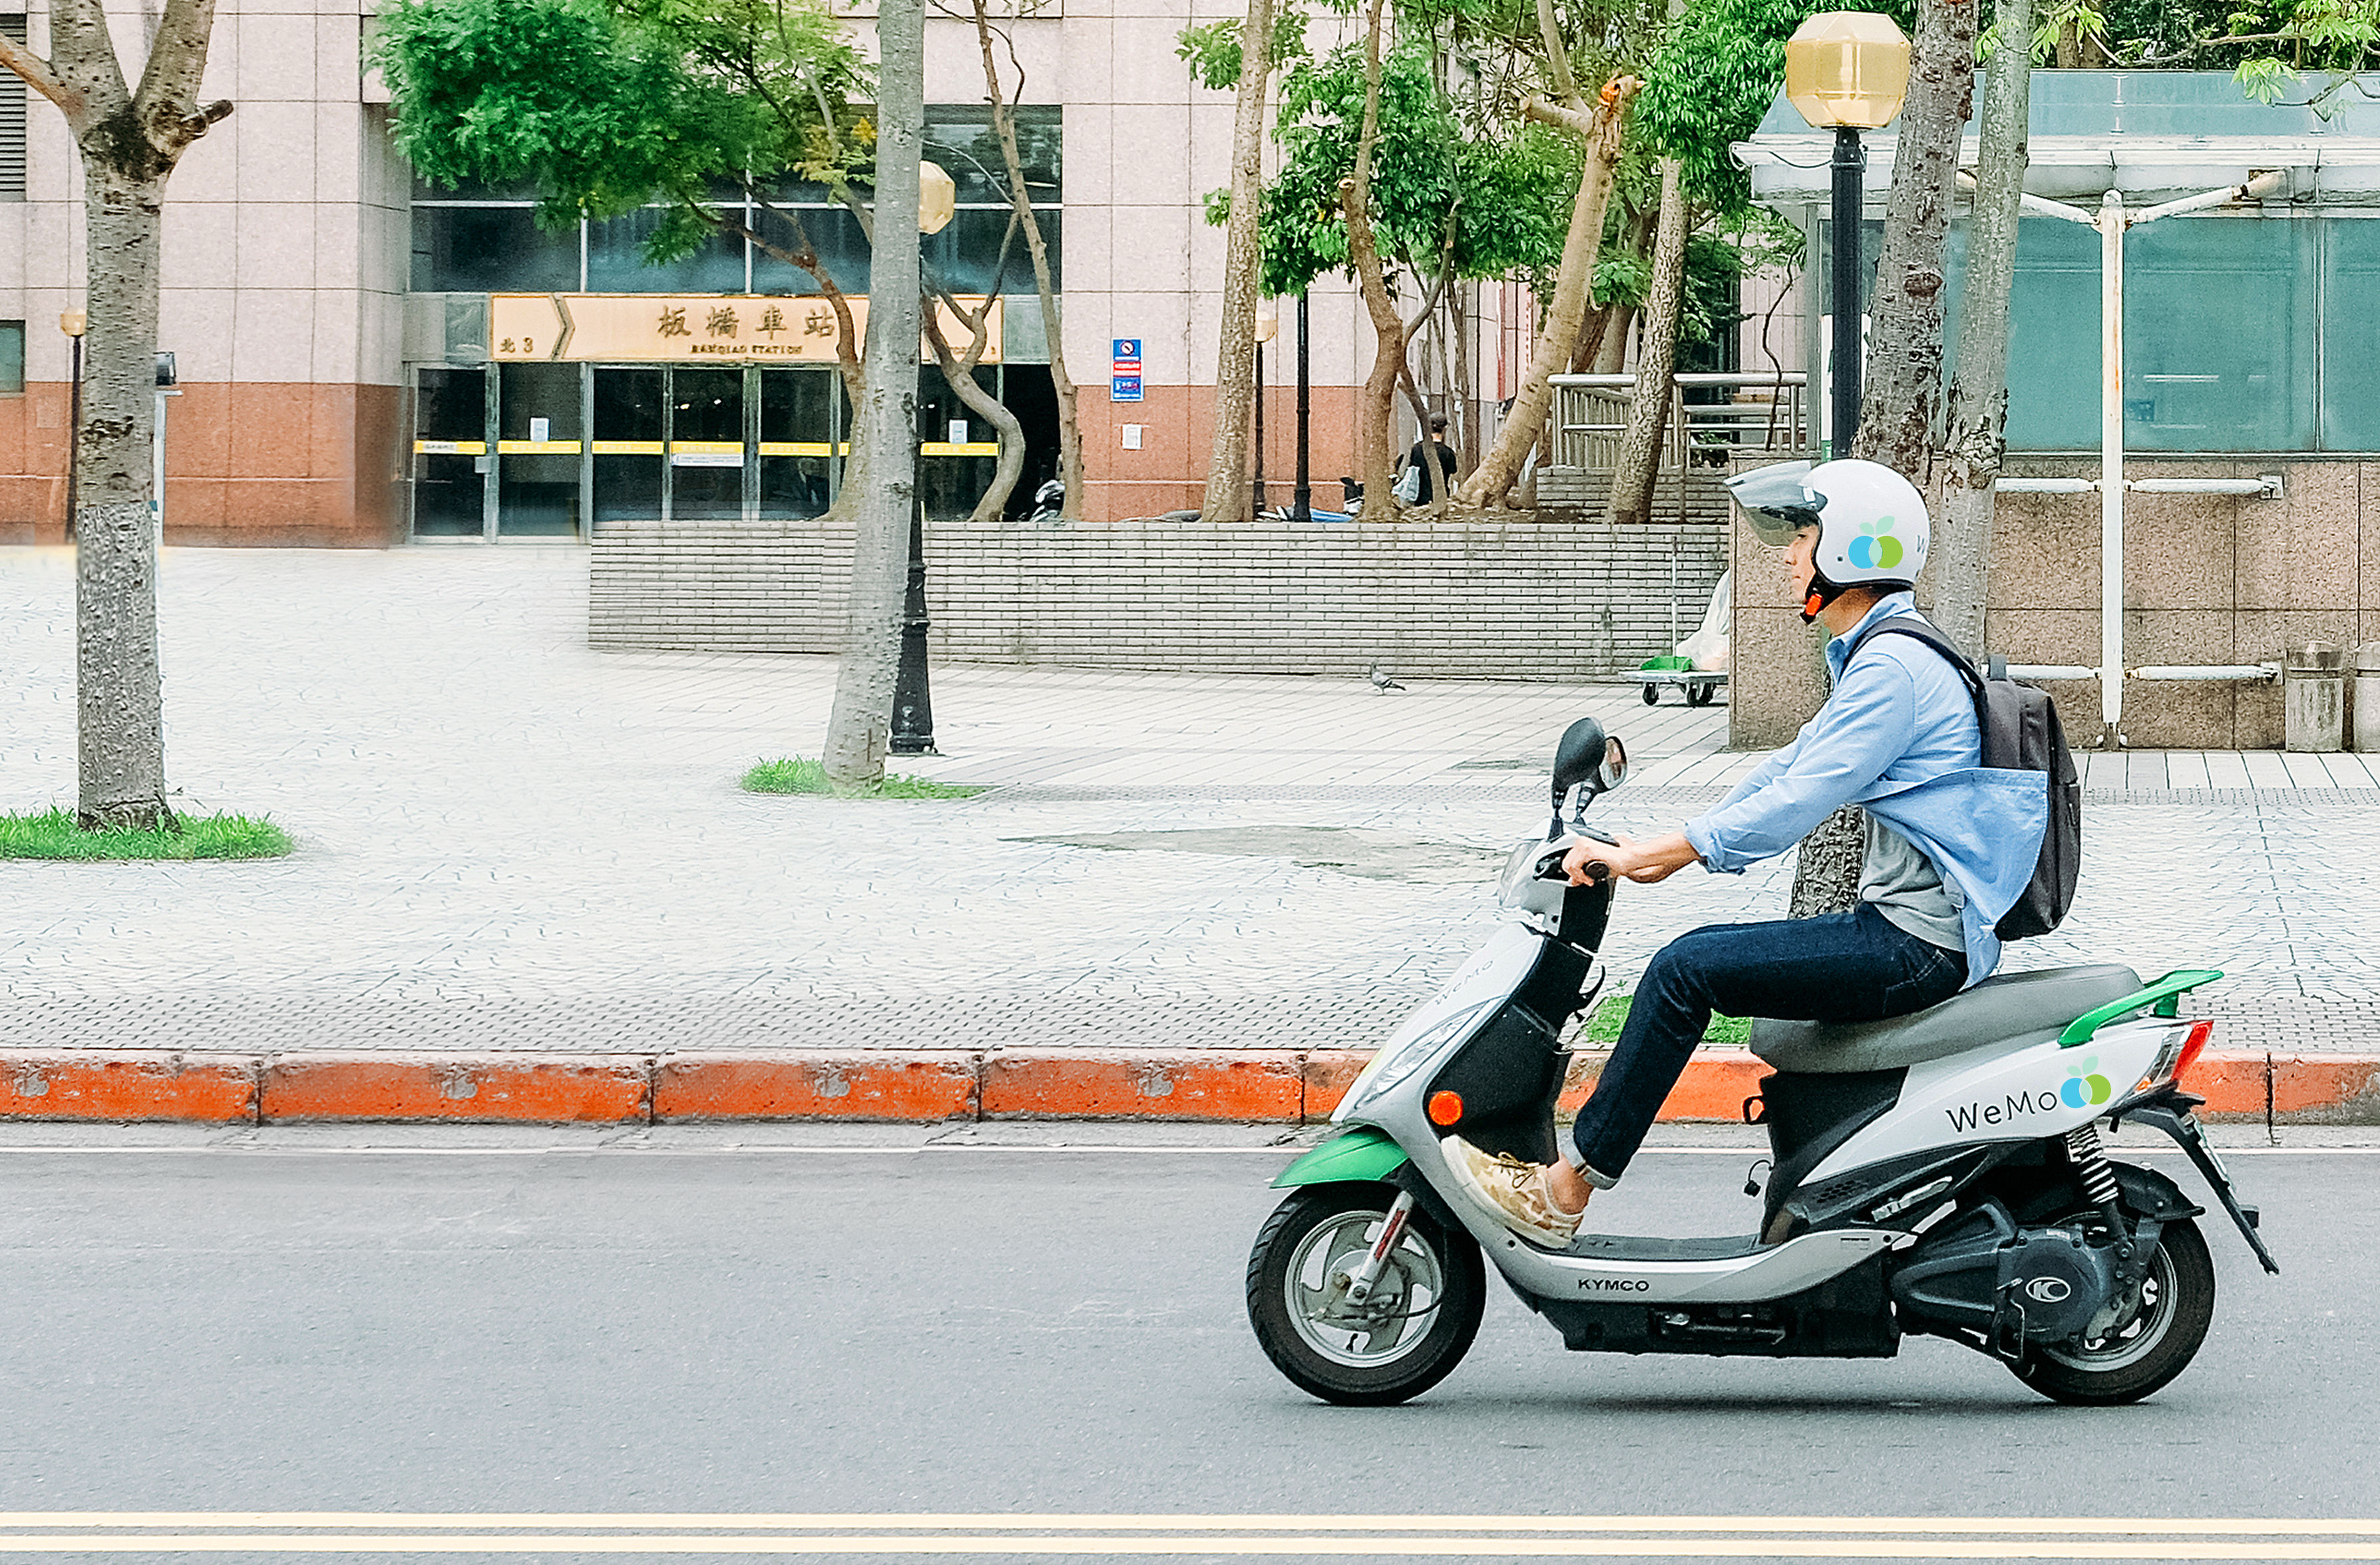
top-left (1781, 12), bottom-right (1909, 459)
top-left (1292, 291), bottom-right (1312, 523)
top-left (890, 495), bottom-right (935, 754)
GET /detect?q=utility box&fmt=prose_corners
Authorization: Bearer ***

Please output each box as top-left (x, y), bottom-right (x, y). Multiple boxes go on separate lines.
top-left (2355, 644), bottom-right (2380, 754)
top-left (2284, 642), bottom-right (2347, 754)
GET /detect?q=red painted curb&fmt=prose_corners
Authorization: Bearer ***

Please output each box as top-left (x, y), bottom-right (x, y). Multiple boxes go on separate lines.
top-left (0, 1049), bottom-right (2365, 1126)
top-left (982, 1049), bottom-right (1304, 1120)
top-left (655, 1052), bottom-right (978, 1122)
top-left (0, 1052), bottom-right (256, 1122)
top-left (260, 1054), bottom-right (651, 1124)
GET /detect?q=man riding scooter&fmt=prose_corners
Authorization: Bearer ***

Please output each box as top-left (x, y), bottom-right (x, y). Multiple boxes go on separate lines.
top-left (1446, 459), bottom-right (2052, 1246)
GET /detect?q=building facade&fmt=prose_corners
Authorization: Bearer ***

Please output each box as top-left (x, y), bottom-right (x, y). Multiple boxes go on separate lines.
top-left (0, 0), bottom-right (1430, 547)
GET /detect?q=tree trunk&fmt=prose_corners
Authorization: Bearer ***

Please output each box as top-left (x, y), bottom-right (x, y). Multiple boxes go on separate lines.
top-left (1451, 280), bottom-right (1478, 477)
top-left (821, 0), bottom-right (924, 789)
top-left (1789, 0), bottom-right (1978, 919)
top-left (1340, 0), bottom-right (1403, 510)
top-left (1591, 306), bottom-right (1634, 374)
top-left (926, 306), bottom-right (1026, 524)
top-left (1849, 0), bottom-right (1978, 477)
top-left (1606, 158), bottom-right (1688, 528)
top-left (1456, 79), bottom-right (1640, 508)
top-left (1935, 0), bottom-right (2033, 660)
top-left (5, 0), bottom-right (233, 829)
top-left (76, 167), bottom-right (170, 827)
top-left (972, 0), bottom-right (1082, 521)
top-left (1198, 0), bottom-right (1273, 524)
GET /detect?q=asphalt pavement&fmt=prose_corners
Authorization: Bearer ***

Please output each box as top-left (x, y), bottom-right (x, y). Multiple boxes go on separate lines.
top-left (1, 1125), bottom-right (2373, 1560)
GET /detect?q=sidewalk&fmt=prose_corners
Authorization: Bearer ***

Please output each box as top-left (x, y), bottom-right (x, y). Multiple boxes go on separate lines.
top-left (1, 547), bottom-right (2373, 1122)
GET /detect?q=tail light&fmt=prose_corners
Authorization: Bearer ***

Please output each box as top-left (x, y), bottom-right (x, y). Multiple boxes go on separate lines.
top-left (2174, 1019), bottom-right (2215, 1084)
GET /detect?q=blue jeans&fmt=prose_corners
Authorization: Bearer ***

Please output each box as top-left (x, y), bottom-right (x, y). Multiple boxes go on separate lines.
top-left (1568, 904), bottom-right (1967, 1184)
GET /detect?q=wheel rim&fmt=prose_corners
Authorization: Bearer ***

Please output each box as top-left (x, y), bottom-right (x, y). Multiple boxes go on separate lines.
top-left (2038, 1240), bottom-right (2180, 1373)
top-left (1281, 1206), bottom-right (1448, 1369)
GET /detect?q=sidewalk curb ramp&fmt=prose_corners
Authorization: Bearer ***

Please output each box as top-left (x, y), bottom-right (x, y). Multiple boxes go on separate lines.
top-left (0, 1049), bottom-right (2373, 1126)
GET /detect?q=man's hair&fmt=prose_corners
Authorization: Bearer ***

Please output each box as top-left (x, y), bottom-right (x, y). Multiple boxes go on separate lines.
top-left (1428, 413), bottom-right (1448, 431)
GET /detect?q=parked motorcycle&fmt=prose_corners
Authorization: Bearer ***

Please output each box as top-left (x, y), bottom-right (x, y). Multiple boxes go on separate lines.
top-left (1247, 718), bottom-right (2277, 1406)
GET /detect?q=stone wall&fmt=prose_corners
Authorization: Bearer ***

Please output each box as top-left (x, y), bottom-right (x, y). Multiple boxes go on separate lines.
top-left (1728, 458), bottom-right (2380, 751)
top-left (590, 511), bottom-right (1727, 678)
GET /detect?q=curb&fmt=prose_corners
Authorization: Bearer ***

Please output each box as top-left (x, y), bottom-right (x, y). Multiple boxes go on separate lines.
top-left (0, 1049), bottom-right (2373, 1127)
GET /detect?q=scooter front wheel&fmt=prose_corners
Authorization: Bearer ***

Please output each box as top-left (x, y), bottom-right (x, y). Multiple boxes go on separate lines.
top-left (1246, 1184), bottom-right (1484, 1406)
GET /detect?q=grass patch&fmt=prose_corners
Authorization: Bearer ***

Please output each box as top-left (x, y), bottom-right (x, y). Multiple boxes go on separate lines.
top-left (1581, 994), bottom-right (1750, 1047)
top-left (742, 757), bottom-right (988, 800)
top-left (0, 807), bottom-right (294, 861)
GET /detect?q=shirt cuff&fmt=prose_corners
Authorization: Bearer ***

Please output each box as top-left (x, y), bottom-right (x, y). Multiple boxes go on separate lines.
top-left (1683, 817), bottom-right (1738, 875)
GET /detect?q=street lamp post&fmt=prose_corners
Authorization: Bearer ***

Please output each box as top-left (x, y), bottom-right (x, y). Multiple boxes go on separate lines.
top-left (1253, 303), bottom-right (1277, 519)
top-left (1292, 292), bottom-right (1312, 523)
top-left (1782, 12), bottom-right (1910, 459)
top-left (891, 160), bottom-right (958, 758)
top-left (59, 310), bottom-right (86, 542)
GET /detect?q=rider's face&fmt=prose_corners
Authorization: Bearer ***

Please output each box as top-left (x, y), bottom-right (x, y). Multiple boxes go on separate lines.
top-left (1784, 526), bottom-right (1818, 600)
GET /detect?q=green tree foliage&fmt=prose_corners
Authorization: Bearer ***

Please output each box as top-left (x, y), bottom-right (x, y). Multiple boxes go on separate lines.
top-left (2039, 0), bottom-right (2380, 98)
top-left (375, 0), bottom-right (872, 257)
top-left (1634, 0), bottom-right (1916, 216)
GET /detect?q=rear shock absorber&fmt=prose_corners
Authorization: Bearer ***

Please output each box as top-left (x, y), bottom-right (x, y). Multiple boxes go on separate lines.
top-left (2065, 1123), bottom-right (2133, 1268)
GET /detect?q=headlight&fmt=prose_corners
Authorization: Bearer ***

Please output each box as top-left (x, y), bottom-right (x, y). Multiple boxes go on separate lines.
top-left (1341, 999), bottom-right (1497, 1113)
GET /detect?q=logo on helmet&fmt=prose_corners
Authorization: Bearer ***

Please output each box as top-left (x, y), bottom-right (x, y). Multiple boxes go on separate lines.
top-left (1846, 515), bottom-right (1904, 572)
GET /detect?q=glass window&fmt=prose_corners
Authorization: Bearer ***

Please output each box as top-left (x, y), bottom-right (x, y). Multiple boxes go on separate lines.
top-left (412, 206), bottom-right (578, 294)
top-left (0, 320), bottom-right (23, 393)
top-left (496, 362), bottom-right (581, 538)
top-left (749, 202), bottom-right (871, 296)
top-left (924, 105), bottom-right (1062, 206)
top-left (668, 367), bottom-right (745, 521)
top-left (2321, 220), bottom-right (2380, 450)
top-left (588, 207), bottom-right (746, 293)
top-left (923, 206), bottom-right (1058, 297)
top-left (760, 367), bottom-right (837, 519)
top-left (1939, 216), bottom-right (2104, 451)
top-left (592, 367), bottom-right (664, 524)
top-left (413, 367), bottom-right (486, 539)
top-left (2124, 216), bottom-right (2315, 452)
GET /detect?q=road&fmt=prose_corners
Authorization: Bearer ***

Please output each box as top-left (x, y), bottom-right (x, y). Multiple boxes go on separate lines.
top-left (0, 1124), bottom-right (2373, 1562)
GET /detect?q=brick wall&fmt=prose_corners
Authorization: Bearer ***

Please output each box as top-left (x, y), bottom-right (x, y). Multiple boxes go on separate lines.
top-left (590, 508), bottom-right (1727, 678)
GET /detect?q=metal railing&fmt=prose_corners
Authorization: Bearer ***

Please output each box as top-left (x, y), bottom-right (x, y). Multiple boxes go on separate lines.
top-left (1549, 372), bottom-right (1809, 472)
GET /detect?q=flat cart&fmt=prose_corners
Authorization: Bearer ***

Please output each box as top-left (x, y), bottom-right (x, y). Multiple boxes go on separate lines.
top-left (1633, 655), bottom-right (1726, 706)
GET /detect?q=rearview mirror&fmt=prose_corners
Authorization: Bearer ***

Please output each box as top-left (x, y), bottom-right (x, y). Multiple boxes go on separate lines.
top-left (1551, 719), bottom-right (1627, 809)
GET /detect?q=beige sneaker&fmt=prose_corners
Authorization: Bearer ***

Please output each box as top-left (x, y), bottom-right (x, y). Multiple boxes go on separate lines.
top-left (1441, 1136), bottom-right (1585, 1247)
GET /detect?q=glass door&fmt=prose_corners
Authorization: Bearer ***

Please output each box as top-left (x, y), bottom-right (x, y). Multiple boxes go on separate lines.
top-left (668, 368), bottom-right (746, 520)
top-left (759, 367), bottom-right (836, 518)
top-left (592, 368), bottom-right (665, 523)
top-left (496, 362), bottom-right (583, 537)
top-left (411, 367), bottom-right (488, 539)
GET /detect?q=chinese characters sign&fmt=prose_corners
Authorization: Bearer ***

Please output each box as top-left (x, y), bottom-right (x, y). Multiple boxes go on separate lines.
top-left (489, 294), bottom-right (1003, 364)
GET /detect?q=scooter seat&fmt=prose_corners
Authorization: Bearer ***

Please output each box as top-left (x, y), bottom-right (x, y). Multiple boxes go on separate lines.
top-left (1748, 964), bottom-right (2144, 1074)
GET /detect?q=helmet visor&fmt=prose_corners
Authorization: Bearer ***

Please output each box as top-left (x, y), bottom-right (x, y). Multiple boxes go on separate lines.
top-left (1724, 460), bottom-right (1824, 547)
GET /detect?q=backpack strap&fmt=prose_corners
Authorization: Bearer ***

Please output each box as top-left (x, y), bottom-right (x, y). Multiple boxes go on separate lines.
top-left (1843, 618), bottom-right (1991, 731)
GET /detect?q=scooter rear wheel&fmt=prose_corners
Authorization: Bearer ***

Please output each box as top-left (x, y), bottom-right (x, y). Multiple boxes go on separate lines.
top-left (2012, 1214), bottom-right (2216, 1407)
top-left (1246, 1184), bottom-right (1485, 1406)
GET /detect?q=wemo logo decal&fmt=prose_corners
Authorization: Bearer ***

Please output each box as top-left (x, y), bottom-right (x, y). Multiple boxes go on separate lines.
top-left (1945, 1058), bottom-right (2114, 1132)
top-left (1846, 515), bottom-right (1904, 571)
top-left (2061, 1056), bottom-right (2114, 1108)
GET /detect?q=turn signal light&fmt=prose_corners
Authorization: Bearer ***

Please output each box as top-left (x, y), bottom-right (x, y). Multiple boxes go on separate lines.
top-left (1427, 1090), bottom-right (1464, 1126)
top-left (2174, 1019), bottom-right (2215, 1083)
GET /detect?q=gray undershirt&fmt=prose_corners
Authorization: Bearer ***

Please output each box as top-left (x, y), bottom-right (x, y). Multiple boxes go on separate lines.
top-left (1860, 814), bottom-right (1966, 951)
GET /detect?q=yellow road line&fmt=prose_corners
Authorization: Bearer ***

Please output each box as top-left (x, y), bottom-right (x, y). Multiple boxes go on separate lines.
top-left (0, 1536), bottom-right (2376, 1558)
top-left (3, 1516), bottom-right (2378, 1536)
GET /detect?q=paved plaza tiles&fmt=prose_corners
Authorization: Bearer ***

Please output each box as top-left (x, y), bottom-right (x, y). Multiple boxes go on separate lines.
top-left (1, 546), bottom-right (2373, 1059)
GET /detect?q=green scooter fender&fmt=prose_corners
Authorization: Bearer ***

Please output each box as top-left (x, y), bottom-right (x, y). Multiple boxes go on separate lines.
top-left (1271, 1126), bottom-right (1409, 1188)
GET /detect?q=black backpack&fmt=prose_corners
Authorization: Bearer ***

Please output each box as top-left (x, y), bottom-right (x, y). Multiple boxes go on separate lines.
top-left (1846, 619), bottom-right (2082, 941)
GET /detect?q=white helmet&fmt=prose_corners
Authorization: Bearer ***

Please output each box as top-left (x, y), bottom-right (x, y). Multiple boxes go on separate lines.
top-left (1725, 458), bottom-right (1929, 617)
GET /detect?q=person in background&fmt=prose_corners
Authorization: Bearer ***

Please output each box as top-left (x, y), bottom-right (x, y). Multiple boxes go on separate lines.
top-left (1401, 413), bottom-right (1459, 507)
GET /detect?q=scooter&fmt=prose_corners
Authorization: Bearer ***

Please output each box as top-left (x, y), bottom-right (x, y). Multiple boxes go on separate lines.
top-left (1247, 718), bottom-right (2278, 1407)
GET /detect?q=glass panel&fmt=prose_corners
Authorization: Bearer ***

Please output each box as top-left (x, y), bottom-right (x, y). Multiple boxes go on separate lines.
top-left (759, 367), bottom-right (836, 519)
top-left (1939, 216), bottom-right (2102, 451)
top-left (922, 206), bottom-right (1052, 297)
top-left (916, 365), bottom-right (994, 522)
top-left (0, 321), bottom-right (23, 394)
top-left (924, 105), bottom-right (1062, 205)
top-left (749, 203), bottom-right (871, 296)
top-left (2125, 217), bottom-right (2315, 452)
top-left (588, 207), bottom-right (747, 293)
top-left (412, 367), bottom-right (486, 538)
top-left (411, 206), bottom-right (578, 294)
top-left (497, 362), bottom-right (582, 539)
top-left (592, 367), bottom-right (664, 523)
top-left (669, 367), bottom-right (745, 521)
top-left (2322, 219), bottom-right (2380, 450)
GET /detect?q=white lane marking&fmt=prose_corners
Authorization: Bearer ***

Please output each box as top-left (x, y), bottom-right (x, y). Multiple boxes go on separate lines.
top-left (0, 1534), bottom-right (2377, 1558)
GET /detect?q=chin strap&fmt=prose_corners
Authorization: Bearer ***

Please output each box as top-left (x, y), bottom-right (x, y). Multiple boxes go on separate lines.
top-left (1799, 570), bottom-right (1846, 625)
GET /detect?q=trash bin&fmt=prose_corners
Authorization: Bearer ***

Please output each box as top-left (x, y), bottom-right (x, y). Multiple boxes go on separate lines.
top-left (2355, 645), bottom-right (2380, 754)
top-left (2283, 642), bottom-right (2347, 754)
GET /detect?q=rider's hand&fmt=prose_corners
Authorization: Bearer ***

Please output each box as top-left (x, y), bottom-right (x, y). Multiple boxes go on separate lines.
top-left (1565, 831), bottom-right (1700, 886)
